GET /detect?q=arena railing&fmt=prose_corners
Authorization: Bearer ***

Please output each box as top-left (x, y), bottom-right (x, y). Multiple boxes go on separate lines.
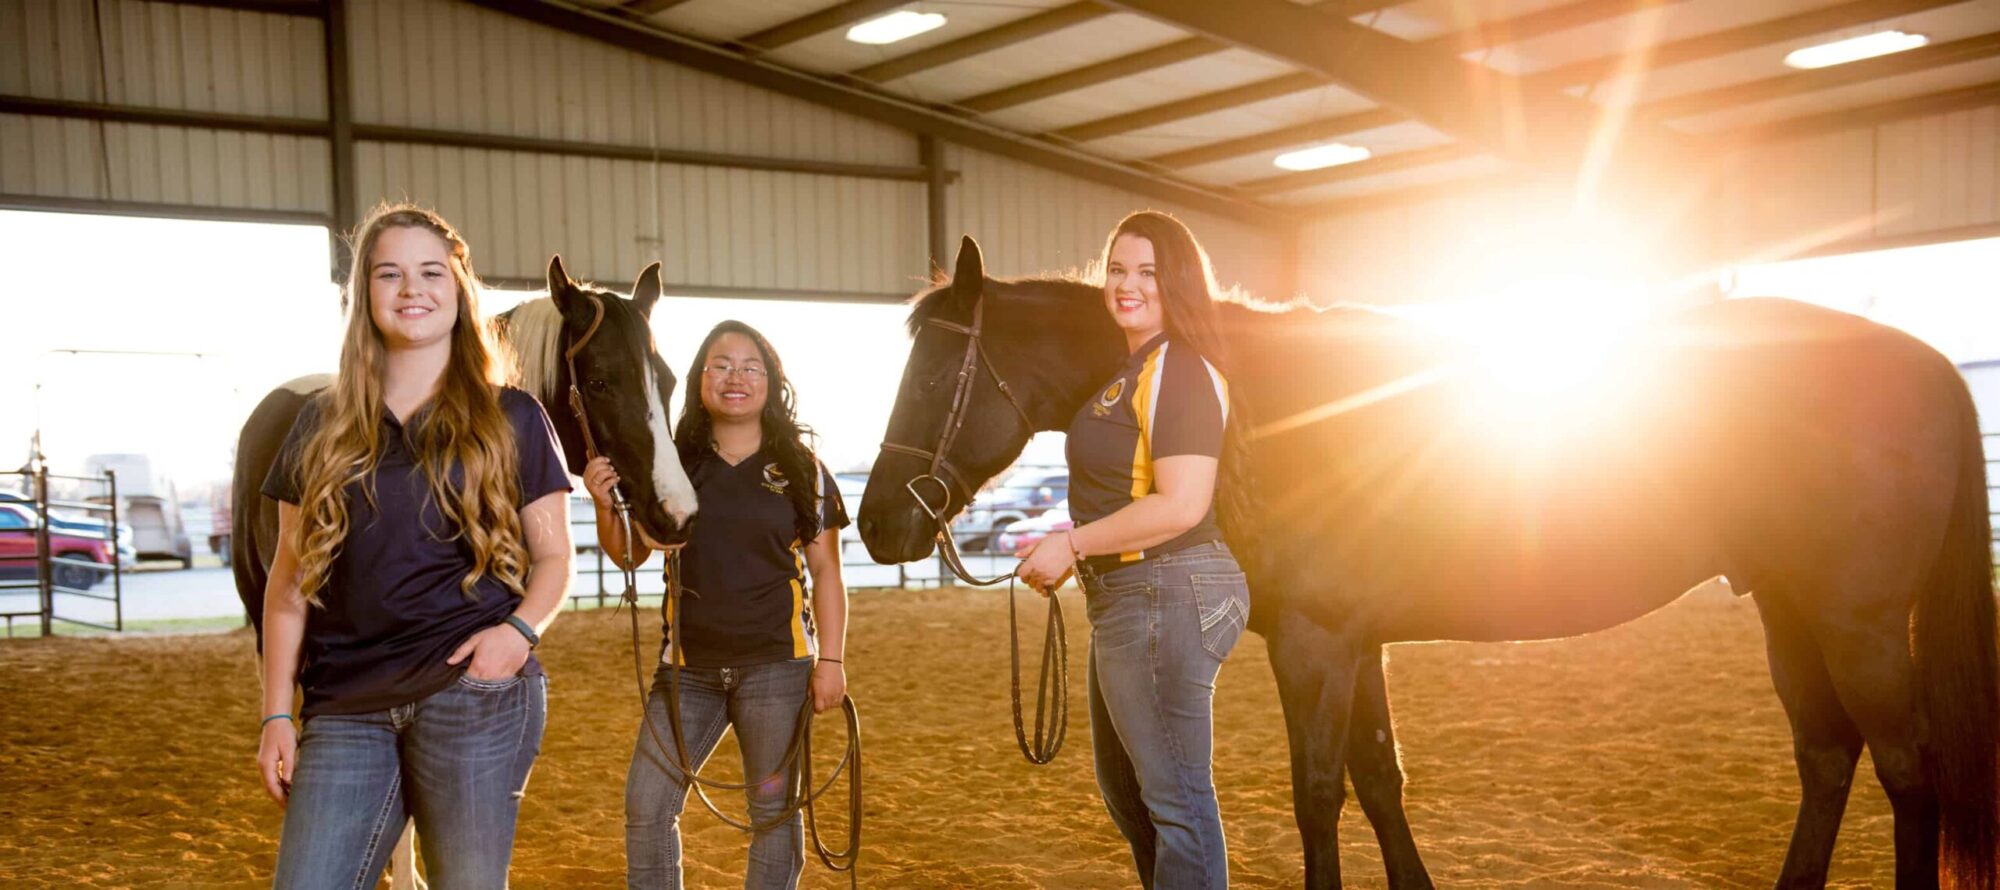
top-left (0, 467), bottom-right (125, 637)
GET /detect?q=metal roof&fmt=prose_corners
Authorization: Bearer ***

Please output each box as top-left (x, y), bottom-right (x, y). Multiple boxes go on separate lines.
top-left (503, 0), bottom-right (2000, 217)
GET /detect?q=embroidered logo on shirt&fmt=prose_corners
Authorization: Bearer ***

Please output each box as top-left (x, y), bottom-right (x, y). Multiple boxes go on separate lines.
top-left (1093, 378), bottom-right (1126, 417)
top-left (761, 462), bottom-right (789, 495)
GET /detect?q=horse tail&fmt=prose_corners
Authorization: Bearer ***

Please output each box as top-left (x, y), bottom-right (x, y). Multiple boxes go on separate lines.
top-left (1917, 366), bottom-right (1999, 890)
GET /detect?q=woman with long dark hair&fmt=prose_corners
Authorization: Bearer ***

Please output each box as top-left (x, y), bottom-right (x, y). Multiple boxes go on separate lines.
top-left (1015, 210), bottom-right (1254, 890)
top-left (585, 320), bottom-right (849, 890)
top-left (255, 204), bottom-right (573, 887)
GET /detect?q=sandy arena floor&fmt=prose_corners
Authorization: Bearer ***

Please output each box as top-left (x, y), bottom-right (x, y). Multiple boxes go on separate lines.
top-left (0, 585), bottom-right (1897, 888)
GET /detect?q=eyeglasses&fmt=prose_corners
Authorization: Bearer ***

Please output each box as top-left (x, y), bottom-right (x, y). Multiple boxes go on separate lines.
top-left (703, 363), bottom-right (768, 380)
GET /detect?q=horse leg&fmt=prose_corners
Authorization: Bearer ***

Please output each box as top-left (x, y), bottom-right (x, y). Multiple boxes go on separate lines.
top-left (1268, 606), bottom-right (1365, 890)
top-left (1344, 645), bottom-right (1433, 890)
top-left (388, 820), bottom-right (426, 890)
top-left (1755, 593), bottom-right (1866, 889)
top-left (1814, 612), bottom-right (1941, 890)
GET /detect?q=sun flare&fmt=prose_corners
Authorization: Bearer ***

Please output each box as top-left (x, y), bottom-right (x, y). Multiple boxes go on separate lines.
top-left (1396, 275), bottom-right (1659, 439)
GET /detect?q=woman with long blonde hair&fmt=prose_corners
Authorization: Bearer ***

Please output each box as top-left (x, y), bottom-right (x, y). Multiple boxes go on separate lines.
top-left (254, 204), bottom-right (573, 887)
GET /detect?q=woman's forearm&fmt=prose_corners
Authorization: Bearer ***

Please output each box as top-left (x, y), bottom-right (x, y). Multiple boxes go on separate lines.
top-left (514, 551), bottom-right (572, 634)
top-left (262, 588), bottom-right (304, 716)
top-left (1068, 492), bottom-right (1202, 557)
top-left (807, 534), bottom-right (847, 660)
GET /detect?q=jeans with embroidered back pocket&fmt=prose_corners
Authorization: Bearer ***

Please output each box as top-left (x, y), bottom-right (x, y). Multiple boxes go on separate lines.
top-left (1077, 541), bottom-right (1251, 890)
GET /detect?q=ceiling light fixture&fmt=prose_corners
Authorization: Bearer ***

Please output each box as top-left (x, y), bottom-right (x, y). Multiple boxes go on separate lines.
top-left (847, 11), bottom-right (947, 45)
top-left (1273, 143), bottom-right (1373, 171)
top-left (1784, 30), bottom-right (1928, 69)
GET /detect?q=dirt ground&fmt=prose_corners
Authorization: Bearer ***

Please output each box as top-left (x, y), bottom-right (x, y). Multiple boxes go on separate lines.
top-left (0, 584), bottom-right (1897, 888)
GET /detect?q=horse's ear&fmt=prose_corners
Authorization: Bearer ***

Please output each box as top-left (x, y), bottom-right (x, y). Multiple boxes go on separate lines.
top-left (951, 235), bottom-right (983, 304)
top-left (631, 262), bottom-right (662, 316)
top-left (544, 253), bottom-right (584, 312)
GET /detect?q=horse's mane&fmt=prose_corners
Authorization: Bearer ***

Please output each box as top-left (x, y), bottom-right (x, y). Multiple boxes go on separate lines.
top-left (904, 265), bottom-right (1382, 329)
top-left (494, 296), bottom-right (564, 403)
top-left (905, 271), bottom-right (1096, 336)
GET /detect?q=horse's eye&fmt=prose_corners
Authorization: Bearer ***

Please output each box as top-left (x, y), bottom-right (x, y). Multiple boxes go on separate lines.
top-left (588, 378), bottom-right (608, 392)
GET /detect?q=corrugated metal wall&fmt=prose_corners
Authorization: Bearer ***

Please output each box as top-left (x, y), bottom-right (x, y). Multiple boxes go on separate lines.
top-left (1714, 104), bottom-right (2000, 254)
top-left (1296, 100), bottom-right (2000, 304)
top-left (0, 0), bottom-right (330, 214)
top-left (1294, 182), bottom-right (1605, 305)
top-left (0, 0), bottom-right (1282, 299)
top-left (355, 143), bottom-right (926, 295)
top-left (944, 145), bottom-right (1291, 300)
top-left (0, 0), bottom-right (325, 114)
top-left (344, 0), bottom-right (928, 292)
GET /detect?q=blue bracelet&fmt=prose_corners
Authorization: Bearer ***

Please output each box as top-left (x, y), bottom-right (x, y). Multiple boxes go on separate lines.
top-left (262, 713), bottom-right (293, 727)
top-left (503, 614), bottom-right (540, 648)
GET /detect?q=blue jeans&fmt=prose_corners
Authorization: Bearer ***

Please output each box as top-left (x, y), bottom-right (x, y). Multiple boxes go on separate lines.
top-left (1081, 541), bottom-right (1251, 890)
top-left (625, 656), bottom-right (812, 890)
top-left (273, 672), bottom-right (548, 889)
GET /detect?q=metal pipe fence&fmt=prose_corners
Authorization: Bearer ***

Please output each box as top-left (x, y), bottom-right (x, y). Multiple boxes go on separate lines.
top-left (0, 467), bottom-right (125, 637)
top-left (560, 495), bottom-right (1016, 612)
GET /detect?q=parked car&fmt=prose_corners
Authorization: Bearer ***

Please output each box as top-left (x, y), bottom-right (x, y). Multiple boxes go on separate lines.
top-left (994, 499), bottom-right (1072, 555)
top-left (0, 493), bottom-right (136, 568)
top-left (0, 502), bottom-right (120, 590)
top-left (950, 466), bottom-right (1068, 552)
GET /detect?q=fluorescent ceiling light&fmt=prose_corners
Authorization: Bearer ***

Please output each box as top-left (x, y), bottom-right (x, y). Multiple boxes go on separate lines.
top-left (1273, 143), bottom-right (1373, 171)
top-left (847, 11), bottom-right (947, 45)
top-left (1784, 30), bottom-right (1928, 69)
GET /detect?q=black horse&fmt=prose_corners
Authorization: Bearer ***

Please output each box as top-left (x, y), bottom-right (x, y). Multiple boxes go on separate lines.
top-left (231, 256), bottom-right (698, 638)
top-left (859, 237), bottom-right (1999, 889)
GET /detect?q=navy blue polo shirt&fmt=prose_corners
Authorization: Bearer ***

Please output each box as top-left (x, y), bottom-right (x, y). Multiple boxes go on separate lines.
top-left (666, 448), bottom-right (848, 668)
top-left (1067, 332), bottom-right (1230, 572)
top-left (263, 386), bottom-right (571, 718)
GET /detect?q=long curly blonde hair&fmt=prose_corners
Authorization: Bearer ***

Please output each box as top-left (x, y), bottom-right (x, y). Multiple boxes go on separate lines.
top-left (291, 203), bottom-right (528, 607)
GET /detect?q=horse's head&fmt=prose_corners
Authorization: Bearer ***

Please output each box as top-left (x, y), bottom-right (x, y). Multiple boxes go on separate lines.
top-left (859, 236), bottom-right (1124, 564)
top-left (543, 255), bottom-right (698, 547)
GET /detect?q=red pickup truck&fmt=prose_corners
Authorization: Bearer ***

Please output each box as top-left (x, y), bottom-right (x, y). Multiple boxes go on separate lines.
top-left (0, 503), bottom-right (116, 590)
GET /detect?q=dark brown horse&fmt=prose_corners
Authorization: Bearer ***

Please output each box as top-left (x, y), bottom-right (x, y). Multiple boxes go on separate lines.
top-left (231, 257), bottom-right (698, 640)
top-left (859, 237), bottom-right (1999, 889)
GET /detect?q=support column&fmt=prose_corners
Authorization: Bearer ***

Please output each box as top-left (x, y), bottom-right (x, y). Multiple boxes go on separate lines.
top-left (323, 0), bottom-right (356, 285)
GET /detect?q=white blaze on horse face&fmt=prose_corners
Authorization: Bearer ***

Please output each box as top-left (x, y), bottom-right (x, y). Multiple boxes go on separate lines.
top-left (643, 361), bottom-right (698, 525)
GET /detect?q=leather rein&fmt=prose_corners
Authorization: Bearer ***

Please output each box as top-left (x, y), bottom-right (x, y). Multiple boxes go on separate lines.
top-left (874, 296), bottom-right (1069, 766)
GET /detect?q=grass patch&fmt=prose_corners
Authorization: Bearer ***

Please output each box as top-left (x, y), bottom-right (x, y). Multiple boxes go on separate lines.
top-left (0, 614), bottom-right (247, 639)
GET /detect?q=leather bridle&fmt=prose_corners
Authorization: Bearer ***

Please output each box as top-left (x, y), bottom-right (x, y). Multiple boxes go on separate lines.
top-left (876, 297), bottom-right (1034, 587)
top-left (563, 291), bottom-right (612, 467)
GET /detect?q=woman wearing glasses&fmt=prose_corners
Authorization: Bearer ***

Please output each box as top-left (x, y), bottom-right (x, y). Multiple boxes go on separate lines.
top-left (584, 320), bottom-right (849, 890)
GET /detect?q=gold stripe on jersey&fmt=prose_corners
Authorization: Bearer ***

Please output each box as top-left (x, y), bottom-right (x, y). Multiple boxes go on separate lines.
top-left (1120, 345), bottom-right (1166, 563)
top-left (789, 539), bottom-right (811, 658)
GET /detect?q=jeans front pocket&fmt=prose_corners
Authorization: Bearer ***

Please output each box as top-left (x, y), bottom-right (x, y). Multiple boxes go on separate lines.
top-left (457, 671), bottom-right (525, 692)
top-left (1189, 572), bottom-right (1250, 661)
